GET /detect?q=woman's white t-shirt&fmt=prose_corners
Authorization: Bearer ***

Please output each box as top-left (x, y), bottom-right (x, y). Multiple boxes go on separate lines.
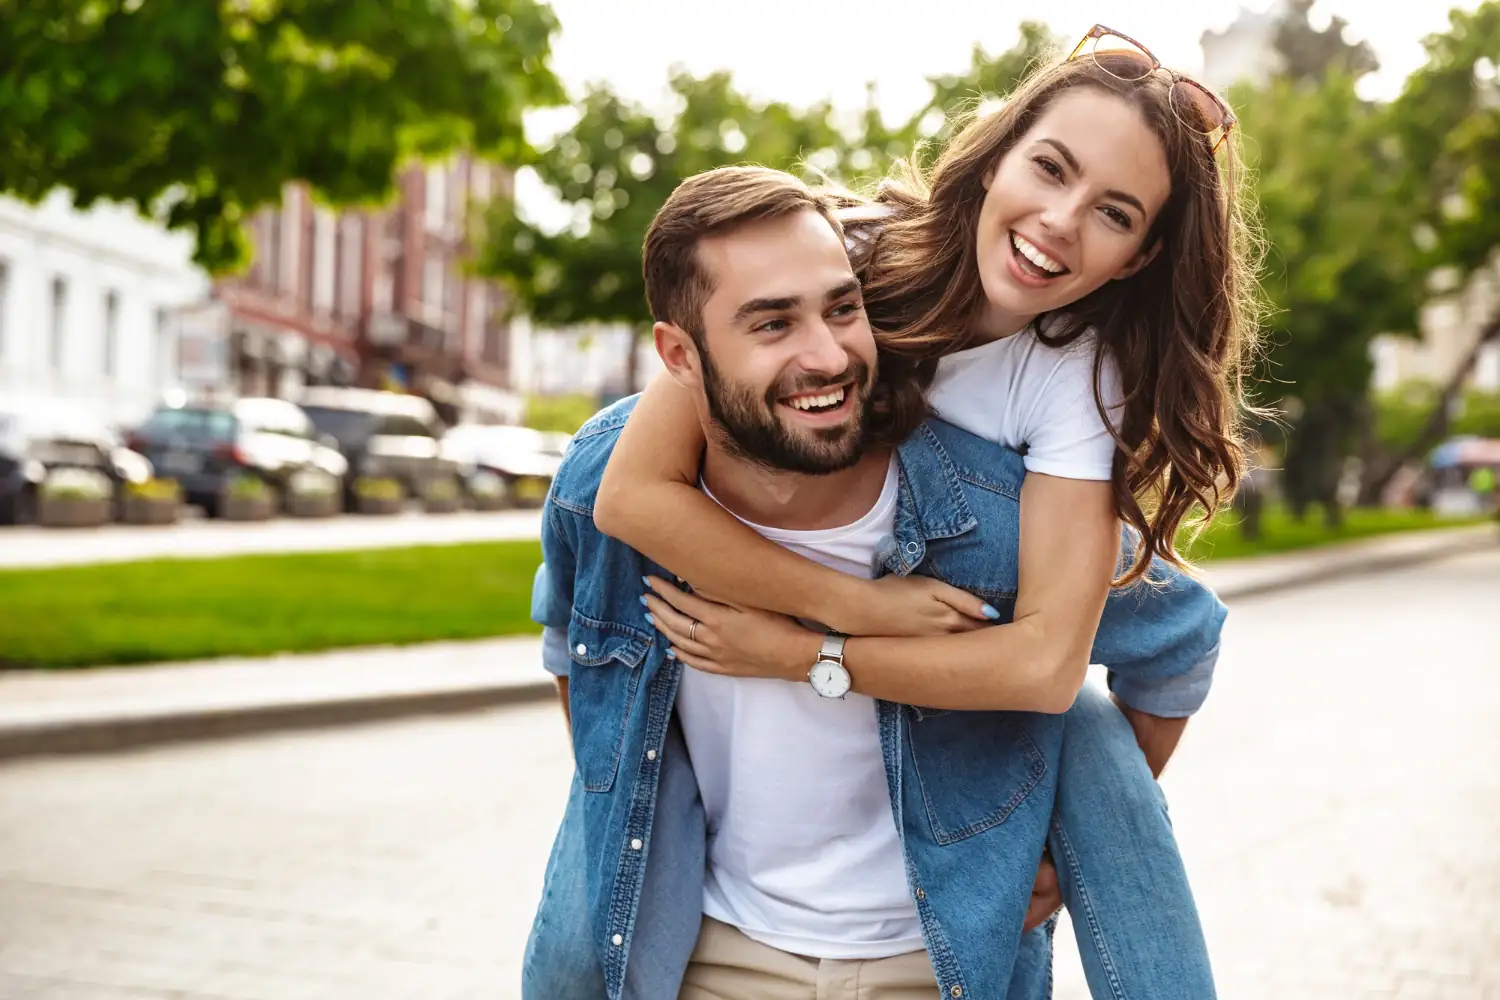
top-left (928, 320), bottom-right (1124, 482)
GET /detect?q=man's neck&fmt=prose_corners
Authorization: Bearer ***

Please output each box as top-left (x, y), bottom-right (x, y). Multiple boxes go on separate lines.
top-left (700, 443), bottom-right (893, 532)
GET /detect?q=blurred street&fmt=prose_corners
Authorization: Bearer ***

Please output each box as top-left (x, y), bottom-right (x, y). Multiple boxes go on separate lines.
top-left (1, 550), bottom-right (1497, 999)
top-left (0, 510), bottom-right (542, 570)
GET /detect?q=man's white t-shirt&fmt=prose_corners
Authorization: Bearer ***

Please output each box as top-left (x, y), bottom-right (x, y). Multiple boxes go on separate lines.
top-left (675, 321), bottom-right (1121, 960)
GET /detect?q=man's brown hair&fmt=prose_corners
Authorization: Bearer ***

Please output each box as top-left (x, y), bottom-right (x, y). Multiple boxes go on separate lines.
top-left (642, 166), bottom-right (843, 339)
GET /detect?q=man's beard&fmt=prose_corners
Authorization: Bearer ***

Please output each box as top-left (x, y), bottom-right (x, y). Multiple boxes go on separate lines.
top-left (699, 349), bottom-right (872, 475)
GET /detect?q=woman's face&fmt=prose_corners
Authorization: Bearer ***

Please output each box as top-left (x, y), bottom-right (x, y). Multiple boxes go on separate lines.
top-left (974, 86), bottom-right (1173, 339)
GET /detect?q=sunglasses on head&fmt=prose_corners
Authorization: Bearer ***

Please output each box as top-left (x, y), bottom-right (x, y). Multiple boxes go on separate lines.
top-left (1068, 24), bottom-right (1237, 155)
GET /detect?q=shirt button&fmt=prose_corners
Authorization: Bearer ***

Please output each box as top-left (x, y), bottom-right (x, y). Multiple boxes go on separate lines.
top-left (915, 887), bottom-right (925, 901)
top-left (646, 749), bottom-right (657, 761)
top-left (575, 643), bottom-right (587, 656)
top-left (630, 838), bottom-right (643, 851)
top-left (904, 541), bottom-right (919, 555)
top-left (611, 933), bottom-right (624, 946)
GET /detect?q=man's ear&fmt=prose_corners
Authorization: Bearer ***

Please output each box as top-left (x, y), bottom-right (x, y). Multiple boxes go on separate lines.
top-left (1113, 238), bottom-right (1164, 281)
top-left (654, 321), bottom-right (703, 389)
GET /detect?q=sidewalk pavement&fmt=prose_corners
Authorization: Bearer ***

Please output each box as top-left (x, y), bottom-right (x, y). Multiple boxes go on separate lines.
top-left (1, 523), bottom-right (1493, 761)
top-left (0, 509), bottom-right (544, 570)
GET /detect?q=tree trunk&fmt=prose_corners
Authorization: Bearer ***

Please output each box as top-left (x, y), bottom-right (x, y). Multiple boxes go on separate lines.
top-left (1359, 313), bottom-right (1500, 505)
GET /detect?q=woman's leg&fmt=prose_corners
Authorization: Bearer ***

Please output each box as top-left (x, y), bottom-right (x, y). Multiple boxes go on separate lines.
top-left (1049, 682), bottom-right (1216, 1000)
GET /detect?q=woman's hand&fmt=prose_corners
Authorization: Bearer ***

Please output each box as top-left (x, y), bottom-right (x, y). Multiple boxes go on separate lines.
top-left (642, 577), bottom-right (822, 682)
top-left (827, 574), bottom-right (1000, 638)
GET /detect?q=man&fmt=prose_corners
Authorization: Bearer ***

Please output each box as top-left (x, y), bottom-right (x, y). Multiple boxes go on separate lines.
top-left (523, 166), bottom-right (1223, 1000)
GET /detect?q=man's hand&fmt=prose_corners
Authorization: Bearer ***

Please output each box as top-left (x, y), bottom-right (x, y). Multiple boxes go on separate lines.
top-left (1112, 696), bottom-right (1188, 778)
top-left (1024, 850), bottom-right (1062, 932)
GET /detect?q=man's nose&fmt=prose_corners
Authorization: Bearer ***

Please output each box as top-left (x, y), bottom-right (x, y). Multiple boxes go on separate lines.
top-left (797, 320), bottom-right (851, 375)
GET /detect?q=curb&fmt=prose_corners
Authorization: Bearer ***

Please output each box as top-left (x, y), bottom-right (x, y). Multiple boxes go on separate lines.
top-left (0, 679), bottom-right (557, 762)
top-left (2, 525), bottom-right (1493, 762)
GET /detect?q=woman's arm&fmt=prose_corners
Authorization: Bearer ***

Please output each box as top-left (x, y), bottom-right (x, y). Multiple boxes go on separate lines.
top-left (643, 472), bottom-right (1119, 713)
top-left (596, 372), bottom-right (992, 635)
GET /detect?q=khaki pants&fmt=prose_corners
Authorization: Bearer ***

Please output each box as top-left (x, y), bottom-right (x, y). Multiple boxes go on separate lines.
top-left (679, 916), bottom-right (942, 1000)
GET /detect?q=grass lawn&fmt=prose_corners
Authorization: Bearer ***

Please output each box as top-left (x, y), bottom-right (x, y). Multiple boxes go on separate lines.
top-left (0, 506), bottom-right (1484, 669)
top-left (1179, 504), bottom-right (1486, 562)
top-left (0, 542), bottom-right (543, 669)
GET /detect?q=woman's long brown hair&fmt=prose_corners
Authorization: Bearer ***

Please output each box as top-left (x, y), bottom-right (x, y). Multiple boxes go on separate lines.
top-left (850, 52), bottom-right (1263, 584)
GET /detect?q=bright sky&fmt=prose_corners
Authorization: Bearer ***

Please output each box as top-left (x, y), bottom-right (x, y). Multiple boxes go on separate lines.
top-left (517, 0), bottom-right (1479, 227)
top-left (541, 0), bottom-right (1478, 117)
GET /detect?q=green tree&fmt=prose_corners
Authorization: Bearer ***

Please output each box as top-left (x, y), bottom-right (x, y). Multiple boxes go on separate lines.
top-left (1360, 2), bottom-right (1500, 494)
top-left (0, 0), bottom-right (564, 271)
top-left (1239, 6), bottom-right (1421, 524)
top-left (479, 22), bottom-right (1060, 394)
top-left (479, 70), bottom-right (844, 392)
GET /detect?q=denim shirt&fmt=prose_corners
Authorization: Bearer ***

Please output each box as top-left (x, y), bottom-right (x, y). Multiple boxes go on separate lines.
top-left (529, 397), bottom-right (1226, 1000)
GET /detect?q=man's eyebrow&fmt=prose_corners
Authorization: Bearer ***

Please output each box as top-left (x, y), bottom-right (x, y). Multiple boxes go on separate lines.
top-left (732, 295), bottom-right (800, 322)
top-left (1037, 137), bottom-right (1147, 216)
top-left (825, 278), bottom-right (861, 302)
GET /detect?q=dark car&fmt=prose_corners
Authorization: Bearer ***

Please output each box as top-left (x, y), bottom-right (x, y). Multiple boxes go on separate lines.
top-left (296, 387), bottom-right (460, 504)
top-left (126, 397), bottom-right (348, 517)
top-left (0, 402), bottom-right (153, 525)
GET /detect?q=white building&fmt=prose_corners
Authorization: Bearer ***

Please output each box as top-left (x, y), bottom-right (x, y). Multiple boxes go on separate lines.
top-left (1371, 256), bottom-right (1500, 393)
top-left (0, 191), bottom-right (213, 430)
top-left (1200, 3), bottom-right (1285, 95)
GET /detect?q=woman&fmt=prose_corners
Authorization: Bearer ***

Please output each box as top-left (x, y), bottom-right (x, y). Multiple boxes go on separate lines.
top-left (592, 26), bottom-right (1256, 999)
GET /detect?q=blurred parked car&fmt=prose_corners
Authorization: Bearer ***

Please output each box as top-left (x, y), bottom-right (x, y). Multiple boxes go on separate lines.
top-left (0, 402), bottom-right (153, 525)
top-left (126, 398), bottom-right (347, 517)
top-left (297, 387), bottom-right (460, 505)
top-left (442, 424), bottom-right (567, 507)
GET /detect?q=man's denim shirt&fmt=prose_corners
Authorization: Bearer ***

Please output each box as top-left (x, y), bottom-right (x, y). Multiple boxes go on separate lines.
top-left (529, 397), bottom-right (1226, 1000)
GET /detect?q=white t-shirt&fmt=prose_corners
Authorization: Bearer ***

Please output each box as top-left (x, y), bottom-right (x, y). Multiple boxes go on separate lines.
top-left (674, 320), bottom-right (1120, 960)
top-left (928, 320), bottom-right (1123, 482)
top-left (676, 460), bottom-right (924, 960)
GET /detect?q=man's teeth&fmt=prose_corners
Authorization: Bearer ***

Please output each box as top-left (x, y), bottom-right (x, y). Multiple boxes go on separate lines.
top-left (789, 388), bottom-right (846, 411)
top-left (1012, 233), bottom-right (1065, 274)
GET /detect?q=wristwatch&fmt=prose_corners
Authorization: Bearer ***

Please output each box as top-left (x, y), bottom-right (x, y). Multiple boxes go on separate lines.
top-left (808, 631), bottom-right (853, 699)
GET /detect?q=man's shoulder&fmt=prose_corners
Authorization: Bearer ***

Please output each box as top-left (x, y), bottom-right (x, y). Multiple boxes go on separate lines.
top-left (548, 395), bottom-right (639, 515)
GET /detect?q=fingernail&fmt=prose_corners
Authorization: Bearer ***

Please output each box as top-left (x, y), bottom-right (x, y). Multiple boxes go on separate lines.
top-left (982, 604), bottom-right (1001, 620)
top-left (639, 595), bottom-right (648, 606)
top-left (666, 648), bottom-right (677, 659)
top-left (644, 613), bottom-right (654, 625)
top-left (641, 576), bottom-right (651, 587)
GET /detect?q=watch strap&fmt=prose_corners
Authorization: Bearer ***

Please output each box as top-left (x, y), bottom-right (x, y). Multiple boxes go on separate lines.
top-left (818, 631), bottom-right (847, 665)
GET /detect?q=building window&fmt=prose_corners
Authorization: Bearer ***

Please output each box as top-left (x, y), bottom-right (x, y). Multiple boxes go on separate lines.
top-left (426, 164), bottom-right (447, 232)
top-left (50, 277), bottom-right (67, 370)
top-left (423, 254), bottom-right (446, 316)
top-left (337, 214), bottom-right (365, 319)
top-left (265, 208), bottom-right (282, 295)
top-left (103, 290), bottom-right (119, 376)
top-left (155, 306), bottom-right (172, 383)
top-left (0, 259), bottom-right (9, 358)
top-left (313, 209), bottom-right (337, 314)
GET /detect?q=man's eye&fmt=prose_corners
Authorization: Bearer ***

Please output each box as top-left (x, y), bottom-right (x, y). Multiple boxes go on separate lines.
top-left (755, 319), bottom-right (790, 333)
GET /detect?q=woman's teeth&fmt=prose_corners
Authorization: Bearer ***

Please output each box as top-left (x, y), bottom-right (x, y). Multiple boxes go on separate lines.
top-left (1012, 233), bottom-right (1066, 275)
top-left (788, 387), bottom-right (846, 411)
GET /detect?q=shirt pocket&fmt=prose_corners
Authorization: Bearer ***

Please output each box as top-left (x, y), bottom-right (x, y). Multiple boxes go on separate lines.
top-left (567, 610), bottom-right (653, 794)
top-left (905, 709), bottom-right (1047, 845)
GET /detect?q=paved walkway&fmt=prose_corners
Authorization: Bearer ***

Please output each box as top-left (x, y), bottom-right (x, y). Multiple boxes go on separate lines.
top-left (0, 509), bottom-right (544, 570)
top-left (0, 549), bottom-right (1495, 998)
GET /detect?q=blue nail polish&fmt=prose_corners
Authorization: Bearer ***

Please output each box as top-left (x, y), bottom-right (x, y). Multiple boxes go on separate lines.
top-left (641, 576), bottom-right (651, 586)
top-left (981, 604), bottom-right (1001, 620)
top-left (639, 595), bottom-right (649, 606)
top-left (644, 613), bottom-right (654, 625)
top-left (666, 649), bottom-right (677, 660)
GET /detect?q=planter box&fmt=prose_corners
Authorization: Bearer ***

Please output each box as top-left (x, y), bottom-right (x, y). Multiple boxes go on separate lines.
top-left (423, 494), bottom-right (463, 515)
top-left (38, 495), bottom-right (113, 529)
top-left (122, 495), bottom-right (180, 526)
top-left (469, 492), bottom-right (510, 512)
top-left (288, 493), bottom-right (341, 519)
top-left (222, 493), bottom-right (276, 522)
top-left (356, 495), bottom-right (404, 516)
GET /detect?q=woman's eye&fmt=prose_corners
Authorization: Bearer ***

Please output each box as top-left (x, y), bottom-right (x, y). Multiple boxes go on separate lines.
top-left (1100, 206), bottom-right (1133, 229)
top-left (1033, 156), bottom-right (1063, 180)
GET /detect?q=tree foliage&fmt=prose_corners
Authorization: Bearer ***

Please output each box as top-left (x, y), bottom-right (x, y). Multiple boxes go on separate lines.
top-left (0, 0), bottom-right (564, 271)
top-left (480, 23), bottom-right (1059, 390)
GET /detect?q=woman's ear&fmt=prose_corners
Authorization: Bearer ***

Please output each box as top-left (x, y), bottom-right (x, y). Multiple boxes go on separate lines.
top-left (1112, 238), bottom-right (1164, 281)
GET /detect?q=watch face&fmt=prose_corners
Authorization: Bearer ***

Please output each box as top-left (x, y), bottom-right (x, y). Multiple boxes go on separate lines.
top-left (810, 659), bottom-right (852, 699)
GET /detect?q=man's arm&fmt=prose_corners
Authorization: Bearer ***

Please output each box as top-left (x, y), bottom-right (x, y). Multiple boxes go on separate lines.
top-left (555, 677), bottom-right (571, 735)
top-left (1113, 697), bottom-right (1187, 778)
top-left (532, 508), bottom-right (580, 732)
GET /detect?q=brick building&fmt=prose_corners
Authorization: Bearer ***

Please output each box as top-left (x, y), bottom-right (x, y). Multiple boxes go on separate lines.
top-left (214, 158), bottom-right (523, 425)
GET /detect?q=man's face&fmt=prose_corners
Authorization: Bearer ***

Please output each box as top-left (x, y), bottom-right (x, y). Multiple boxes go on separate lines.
top-left (690, 209), bottom-right (877, 475)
